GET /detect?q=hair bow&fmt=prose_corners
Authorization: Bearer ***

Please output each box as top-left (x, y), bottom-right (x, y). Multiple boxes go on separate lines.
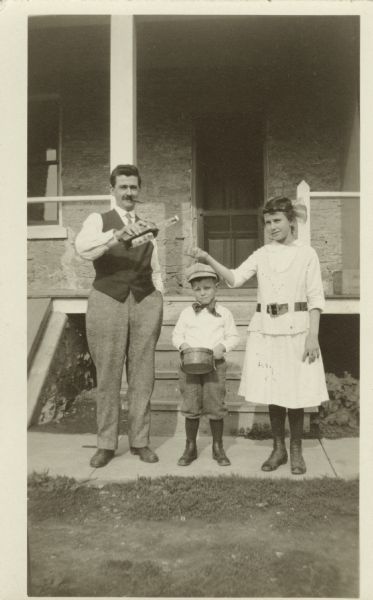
top-left (292, 199), bottom-right (308, 224)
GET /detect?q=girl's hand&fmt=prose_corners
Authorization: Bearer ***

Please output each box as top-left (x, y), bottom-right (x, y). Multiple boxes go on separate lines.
top-left (302, 334), bottom-right (320, 363)
top-left (213, 344), bottom-right (226, 360)
top-left (179, 343), bottom-right (191, 352)
top-left (185, 246), bottom-right (209, 261)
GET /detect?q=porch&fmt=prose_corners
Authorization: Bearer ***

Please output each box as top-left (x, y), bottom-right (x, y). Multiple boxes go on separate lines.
top-left (27, 15), bottom-right (360, 434)
top-left (27, 14), bottom-right (360, 297)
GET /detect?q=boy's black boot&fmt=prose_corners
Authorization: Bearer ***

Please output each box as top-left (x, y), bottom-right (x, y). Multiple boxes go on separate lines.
top-left (210, 419), bottom-right (231, 466)
top-left (261, 405), bottom-right (288, 471)
top-left (288, 408), bottom-right (306, 475)
top-left (178, 418), bottom-right (199, 466)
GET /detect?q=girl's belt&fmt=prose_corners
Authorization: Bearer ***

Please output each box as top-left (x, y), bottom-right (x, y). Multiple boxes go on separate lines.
top-left (256, 302), bottom-right (308, 316)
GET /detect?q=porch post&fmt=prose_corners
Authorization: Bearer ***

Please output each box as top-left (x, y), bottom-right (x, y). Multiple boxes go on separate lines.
top-left (296, 180), bottom-right (311, 245)
top-left (110, 16), bottom-right (137, 170)
top-left (110, 16), bottom-right (136, 393)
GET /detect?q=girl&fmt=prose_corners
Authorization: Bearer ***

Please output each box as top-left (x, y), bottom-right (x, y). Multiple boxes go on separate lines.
top-left (188, 196), bottom-right (329, 475)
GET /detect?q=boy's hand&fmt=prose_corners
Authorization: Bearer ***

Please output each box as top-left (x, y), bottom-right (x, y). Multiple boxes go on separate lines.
top-left (185, 246), bottom-right (209, 261)
top-left (213, 344), bottom-right (226, 360)
top-left (179, 343), bottom-right (191, 352)
top-left (302, 334), bottom-right (320, 363)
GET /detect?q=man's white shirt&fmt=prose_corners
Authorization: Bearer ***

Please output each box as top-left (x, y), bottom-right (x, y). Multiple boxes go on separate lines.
top-left (75, 205), bottom-right (164, 294)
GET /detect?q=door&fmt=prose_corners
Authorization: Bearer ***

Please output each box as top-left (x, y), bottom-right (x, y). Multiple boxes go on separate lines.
top-left (195, 115), bottom-right (263, 287)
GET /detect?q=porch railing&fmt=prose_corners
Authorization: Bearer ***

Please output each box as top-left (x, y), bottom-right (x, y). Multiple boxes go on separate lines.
top-left (296, 180), bottom-right (360, 246)
top-left (27, 195), bottom-right (113, 239)
top-left (296, 180), bottom-right (360, 296)
top-left (27, 195), bottom-right (112, 204)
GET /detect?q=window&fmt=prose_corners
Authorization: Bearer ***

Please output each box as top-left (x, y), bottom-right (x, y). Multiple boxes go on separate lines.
top-left (27, 96), bottom-right (61, 226)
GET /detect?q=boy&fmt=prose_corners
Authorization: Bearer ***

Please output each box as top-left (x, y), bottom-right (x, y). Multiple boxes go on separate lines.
top-left (172, 262), bottom-right (240, 466)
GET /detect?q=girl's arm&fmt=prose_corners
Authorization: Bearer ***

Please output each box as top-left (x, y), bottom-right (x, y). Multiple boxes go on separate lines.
top-left (302, 309), bottom-right (321, 363)
top-left (187, 248), bottom-right (235, 286)
top-left (303, 249), bottom-right (325, 363)
top-left (187, 247), bottom-right (257, 287)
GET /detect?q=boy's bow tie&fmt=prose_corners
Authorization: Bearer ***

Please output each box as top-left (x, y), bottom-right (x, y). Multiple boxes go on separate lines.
top-left (192, 302), bottom-right (221, 317)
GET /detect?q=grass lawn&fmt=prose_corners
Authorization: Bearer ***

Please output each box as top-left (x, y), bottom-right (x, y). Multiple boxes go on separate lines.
top-left (28, 473), bottom-right (359, 597)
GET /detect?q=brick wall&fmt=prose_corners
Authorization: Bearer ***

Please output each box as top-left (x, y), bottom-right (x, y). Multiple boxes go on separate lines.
top-left (137, 66), bottom-right (347, 293)
top-left (27, 68), bottom-right (110, 293)
top-left (28, 64), bottom-right (351, 295)
top-left (62, 73), bottom-right (110, 196)
top-left (265, 71), bottom-right (346, 293)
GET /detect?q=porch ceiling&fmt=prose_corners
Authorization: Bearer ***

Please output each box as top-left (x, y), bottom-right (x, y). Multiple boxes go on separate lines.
top-left (136, 16), bottom-right (358, 71)
top-left (28, 15), bottom-right (358, 76)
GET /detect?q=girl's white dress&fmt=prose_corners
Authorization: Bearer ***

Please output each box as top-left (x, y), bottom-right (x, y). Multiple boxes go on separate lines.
top-left (230, 240), bottom-right (329, 409)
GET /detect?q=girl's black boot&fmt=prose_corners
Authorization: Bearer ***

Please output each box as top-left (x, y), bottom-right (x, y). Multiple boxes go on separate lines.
top-left (261, 405), bottom-right (288, 471)
top-left (177, 418), bottom-right (199, 466)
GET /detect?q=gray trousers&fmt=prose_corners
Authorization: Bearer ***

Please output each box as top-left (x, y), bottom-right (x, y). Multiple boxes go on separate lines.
top-left (86, 288), bottom-right (163, 450)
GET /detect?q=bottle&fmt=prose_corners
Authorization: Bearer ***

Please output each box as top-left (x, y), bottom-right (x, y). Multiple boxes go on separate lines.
top-left (121, 215), bottom-right (179, 248)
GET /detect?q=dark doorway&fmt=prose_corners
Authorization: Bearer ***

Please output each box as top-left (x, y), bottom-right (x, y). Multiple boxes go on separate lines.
top-left (195, 115), bottom-right (264, 286)
top-left (319, 315), bottom-right (359, 378)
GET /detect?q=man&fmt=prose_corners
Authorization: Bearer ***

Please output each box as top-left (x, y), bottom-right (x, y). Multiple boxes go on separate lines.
top-left (75, 164), bottom-right (163, 467)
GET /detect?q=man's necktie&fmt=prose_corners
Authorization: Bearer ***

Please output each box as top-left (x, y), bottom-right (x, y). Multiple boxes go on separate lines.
top-left (124, 212), bottom-right (134, 225)
top-left (192, 302), bottom-right (221, 317)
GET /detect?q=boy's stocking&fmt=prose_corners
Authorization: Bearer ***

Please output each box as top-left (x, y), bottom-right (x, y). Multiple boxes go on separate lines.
top-left (210, 419), bottom-right (230, 466)
top-left (288, 408), bottom-right (306, 474)
top-left (177, 418), bottom-right (199, 466)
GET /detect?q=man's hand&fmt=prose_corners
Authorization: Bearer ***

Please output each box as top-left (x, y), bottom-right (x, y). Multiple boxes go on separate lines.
top-left (302, 334), bottom-right (320, 363)
top-left (114, 219), bottom-right (153, 242)
top-left (185, 246), bottom-right (209, 261)
top-left (213, 343), bottom-right (226, 360)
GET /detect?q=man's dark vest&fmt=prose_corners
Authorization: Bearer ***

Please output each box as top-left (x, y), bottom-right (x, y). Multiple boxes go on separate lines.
top-left (92, 209), bottom-right (155, 302)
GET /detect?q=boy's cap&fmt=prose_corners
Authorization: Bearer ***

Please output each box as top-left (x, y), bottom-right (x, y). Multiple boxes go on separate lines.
top-left (186, 262), bottom-right (219, 282)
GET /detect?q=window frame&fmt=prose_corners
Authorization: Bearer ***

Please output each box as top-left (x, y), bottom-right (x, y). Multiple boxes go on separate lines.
top-left (27, 93), bottom-right (67, 239)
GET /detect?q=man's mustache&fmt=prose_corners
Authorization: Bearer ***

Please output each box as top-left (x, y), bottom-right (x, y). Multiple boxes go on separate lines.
top-left (122, 196), bottom-right (143, 204)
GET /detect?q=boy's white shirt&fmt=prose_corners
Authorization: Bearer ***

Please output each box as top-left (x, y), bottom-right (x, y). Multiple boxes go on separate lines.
top-left (75, 204), bottom-right (164, 294)
top-left (172, 303), bottom-right (240, 353)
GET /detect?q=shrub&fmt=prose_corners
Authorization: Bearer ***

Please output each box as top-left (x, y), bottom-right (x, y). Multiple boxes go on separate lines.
top-left (315, 372), bottom-right (359, 436)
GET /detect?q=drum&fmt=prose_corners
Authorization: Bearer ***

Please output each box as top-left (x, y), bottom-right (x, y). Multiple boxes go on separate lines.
top-left (181, 347), bottom-right (214, 375)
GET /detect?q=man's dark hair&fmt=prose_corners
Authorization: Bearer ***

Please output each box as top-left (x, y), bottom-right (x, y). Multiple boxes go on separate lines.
top-left (110, 164), bottom-right (142, 188)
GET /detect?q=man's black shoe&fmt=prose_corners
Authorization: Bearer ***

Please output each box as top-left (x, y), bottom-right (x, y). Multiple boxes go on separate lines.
top-left (89, 449), bottom-right (115, 468)
top-left (130, 446), bottom-right (159, 463)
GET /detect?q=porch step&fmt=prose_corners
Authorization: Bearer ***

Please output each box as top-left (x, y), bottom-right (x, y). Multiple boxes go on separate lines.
top-left (158, 322), bottom-right (248, 346)
top-left (162, 296), bottom-right (257, 322)
top-left (122, 302), bottom-right (317, 435)
top-left (154, 354), bottom-right (245, 375)
top-left (119, 379), bottom-right (315, 436)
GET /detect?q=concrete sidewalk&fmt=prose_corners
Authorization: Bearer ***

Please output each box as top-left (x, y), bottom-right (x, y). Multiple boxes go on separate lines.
top-left (27, 432), bottom-right (359, 485)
